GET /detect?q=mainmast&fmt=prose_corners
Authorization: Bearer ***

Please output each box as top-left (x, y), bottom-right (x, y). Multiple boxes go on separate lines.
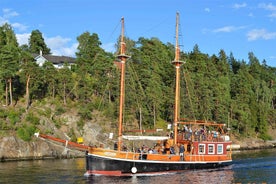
top-left (171, 12), bottom-right (184, 144)
top-left (117, 17), bottom-right (130, 151)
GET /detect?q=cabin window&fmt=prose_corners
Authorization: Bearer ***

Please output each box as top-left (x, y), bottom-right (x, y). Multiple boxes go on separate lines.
top-left (198, 144), bottom-right (205, 154)
top-left (208, 144), bottom-right (215, 154)
top-left (217, 144), bottom-right (223, 154)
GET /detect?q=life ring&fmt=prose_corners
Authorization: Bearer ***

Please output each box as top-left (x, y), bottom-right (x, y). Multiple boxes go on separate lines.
top-left (131, 167), bottom-right (137, 174)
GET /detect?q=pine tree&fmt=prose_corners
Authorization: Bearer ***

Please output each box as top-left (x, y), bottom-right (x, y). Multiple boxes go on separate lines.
top-left (0, 23), bottom-right (20, 106)
top-left (29, 29), bottom-right (51, 54)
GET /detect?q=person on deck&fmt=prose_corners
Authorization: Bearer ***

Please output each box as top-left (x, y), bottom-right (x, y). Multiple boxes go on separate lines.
top-left (180, 144), bottom-right (185, 161)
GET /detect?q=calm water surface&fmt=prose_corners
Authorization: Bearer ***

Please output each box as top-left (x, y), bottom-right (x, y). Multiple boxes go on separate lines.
top-left (0, 149), bottom-right (275, 184)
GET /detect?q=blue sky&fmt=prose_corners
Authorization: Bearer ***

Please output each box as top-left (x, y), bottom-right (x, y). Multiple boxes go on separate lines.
top-left (0, 0), bottom-right (275, 67)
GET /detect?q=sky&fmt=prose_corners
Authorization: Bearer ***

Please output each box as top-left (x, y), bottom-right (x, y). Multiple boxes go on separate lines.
top-left (0, 0), bottom-right (276, 67)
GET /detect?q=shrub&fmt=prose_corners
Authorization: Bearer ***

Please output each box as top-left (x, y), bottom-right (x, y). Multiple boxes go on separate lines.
top-left (17, 125), bottom-right (36, 141)
top-left (55, 106), bottom-right (66, 116)
top-left (7, 110), bottom-right (20, 125)
top-left (0, 108), bottom-right (8, 118)
top-left (259, 133), bottom-right (272, 141)
top-left (77, 119), bottom-right (85, 129)
top-left (78, 104), bottom-right (93, 120)
top-left (25, 113), bottom-right (40, 125)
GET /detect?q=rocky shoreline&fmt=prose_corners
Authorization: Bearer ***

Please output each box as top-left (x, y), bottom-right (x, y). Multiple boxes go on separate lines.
top-left (233, 138), bottom-right (276, 150)
top-left (0, 136), bottom-right (85, 162)
top-left (1, 135), bottom-right (275, 162)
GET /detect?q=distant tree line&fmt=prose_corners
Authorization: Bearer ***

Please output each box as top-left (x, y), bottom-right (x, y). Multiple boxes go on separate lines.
top-left (0, 23), bottom-right (275, 140)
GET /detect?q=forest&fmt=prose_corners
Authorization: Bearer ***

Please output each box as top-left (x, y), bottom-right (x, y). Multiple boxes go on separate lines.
top-left (0, 23), bottom-right (275, 142)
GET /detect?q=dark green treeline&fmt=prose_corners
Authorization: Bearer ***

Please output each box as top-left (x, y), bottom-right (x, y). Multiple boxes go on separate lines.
top-left (0, 24), bottom-right (275, 141)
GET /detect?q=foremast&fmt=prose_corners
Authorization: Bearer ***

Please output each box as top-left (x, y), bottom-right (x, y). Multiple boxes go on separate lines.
top-left (117, 17), bottom-right (130, 151)
top-left (172, 12), bottom-right (184, 144)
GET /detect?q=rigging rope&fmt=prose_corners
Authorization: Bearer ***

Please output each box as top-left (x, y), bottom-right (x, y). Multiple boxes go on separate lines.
top-left (182, 66), bottom-right (196, 121)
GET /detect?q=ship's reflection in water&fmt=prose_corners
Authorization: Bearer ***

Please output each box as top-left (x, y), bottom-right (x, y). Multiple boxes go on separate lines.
top-left (88, 166), bottom-right (234, 184)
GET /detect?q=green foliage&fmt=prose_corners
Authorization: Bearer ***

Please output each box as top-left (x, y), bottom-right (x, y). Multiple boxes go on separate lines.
top-left (68, 128), bottom-right (77, 142)
top-left (25, 113), bottom-right (40, 125)
top-left (77, 119), bottom-right (85, 129)
top-left (78, 103), bottom-right (94, 120)
top-left (53, 118), bottom-right (62, 129)
top-left (7, 110), bottom-right (20, 125)
top-left (55, 106), bottom-right (66, 116)
top-left (0, 108), bottom-right (8, 118)
top-left (29, 29), bottom-right (51, 54)
top-left (155, 118), bottom-right (169, 130)
top-left (103, 102), bottom-right (116, 119)
top-left (258, 133), bottom-right (272, 141)
top-left (17, 124), bottom-right (36, 141)
top-left (42, 107), bottom-right (52, 118)
top-left (0, 120), bottom-right (8, 130)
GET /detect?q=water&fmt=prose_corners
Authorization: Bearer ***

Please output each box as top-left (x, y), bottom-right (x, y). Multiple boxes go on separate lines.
top-left (0, 149), bottom-right (275, 184)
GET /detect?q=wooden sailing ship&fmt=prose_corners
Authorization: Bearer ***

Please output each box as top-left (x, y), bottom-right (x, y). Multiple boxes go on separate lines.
top-left (84, 13), bottom-right (232, 176)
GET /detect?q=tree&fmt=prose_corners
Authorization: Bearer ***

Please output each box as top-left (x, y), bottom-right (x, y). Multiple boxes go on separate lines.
top-left (212, 50), bottom-right (231, 124)
top-left (56, 64), bottom-right (73, 105)
top-left (19, 51), bottom-right (40, 109)
top-left (187, 44), bottom-right (214, 120)
top-left (0, 23), bottom-right (20, 106)
top-left (42, 61), bottom-right (58, 99)
top-left (29, 30), bottom-right (51, 54)
top-left (228, 52), bottom-right (240, 74)
top-left (128, 37), bottom-right (174, 126)
top-left (75, 32), bottom-right (114, 103)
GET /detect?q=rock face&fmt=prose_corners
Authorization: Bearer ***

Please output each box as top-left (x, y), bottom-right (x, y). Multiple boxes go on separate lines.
top-left (237, 138), bottom-right (275, 150)
top-left (0, 136), bottom-right (84, 161)
top-left (0, 110), bottom-right (117, 161)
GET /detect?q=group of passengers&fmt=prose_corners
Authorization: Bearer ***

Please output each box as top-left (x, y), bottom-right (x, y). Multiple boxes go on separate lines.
top-left (178, 125), bottom-right (220, 142)
top-left (136, 140), bottom-right (185, 157)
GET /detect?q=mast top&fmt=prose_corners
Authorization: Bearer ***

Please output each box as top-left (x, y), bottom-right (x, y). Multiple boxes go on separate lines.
top-left (117, 17), bottom-right (130, 60)
top-left (172, 12), bottom-right (184, 66)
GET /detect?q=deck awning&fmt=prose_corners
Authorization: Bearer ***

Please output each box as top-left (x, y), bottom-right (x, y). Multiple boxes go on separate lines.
top-left (122, 135), bottom-right (169, 141)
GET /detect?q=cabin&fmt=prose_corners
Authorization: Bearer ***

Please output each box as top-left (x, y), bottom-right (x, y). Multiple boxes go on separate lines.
top-left (33, 50), bottom-right (76, 69)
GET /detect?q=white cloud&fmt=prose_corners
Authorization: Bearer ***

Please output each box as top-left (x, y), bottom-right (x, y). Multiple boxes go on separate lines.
top-left (213, 26), bottom-right (246, 33)
top-left (2, 8), bottom-right (19, 18)
top-left (17, 33), bottom-right (112, 57)
top-left (269, 12), bottom-right (276, 18)
top-left (248, 13), bottom-right (254, 17)
top-left (1, 8), bottom-right (28, 32)
top-left (269, 56), bottom-right (276, 60)
top-left (16, 33), bottom-right (77, 57)
top-left (259, 3), bottom-right (276, 11)
top-left (46, 36), bottom-right (71, 49)
top-left (16, 33), bottom-right (30, 45)
top-left (45, 36), bottom-right (77, 57)
top-left (214, 26), bottom-right (235, 33)
top-left (259, 3), bottom-right (276, 19)
top-left (0, 17), bottom-right (7, 25)
top-left (204, 8), bottom-right (210, 12)
top-left (247, 29), bottom-right (276, 41)
top-left (12, 22), bottom-right (28, 31)
top-left (51, 43), bottom-right (78, 57)
top-left (233, 3), bottom-right (247, 9)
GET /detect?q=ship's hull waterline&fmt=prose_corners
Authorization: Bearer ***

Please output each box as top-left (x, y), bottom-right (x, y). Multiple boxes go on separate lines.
top-left (84, 151), bottom-right (232, 176)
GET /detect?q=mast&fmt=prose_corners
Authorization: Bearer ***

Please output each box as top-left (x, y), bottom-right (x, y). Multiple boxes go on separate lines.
top-left (117, 17), bottom-right (130, 151)
top-left (171, 12), bottom-right (184, 144)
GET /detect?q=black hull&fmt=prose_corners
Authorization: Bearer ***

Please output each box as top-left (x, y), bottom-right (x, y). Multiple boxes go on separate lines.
top-left (85, 153), bottom-right (232, 176)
